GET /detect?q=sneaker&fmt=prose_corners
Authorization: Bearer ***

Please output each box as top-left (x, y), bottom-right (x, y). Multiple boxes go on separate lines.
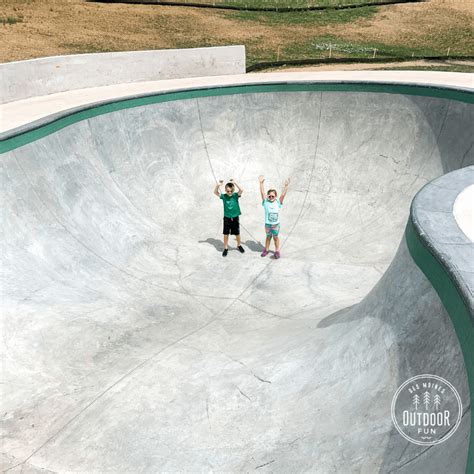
top-left (274, 251), bottom-right (281, 259)
top-left (261, 249), bottom-right (269, 257)
top-left (237, 245), bottom-right (245, 253)
top-left (222, 249), bottom-right (228, 257)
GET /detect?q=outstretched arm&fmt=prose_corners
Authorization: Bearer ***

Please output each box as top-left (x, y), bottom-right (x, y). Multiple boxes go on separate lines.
top-left (230, 179), bottom-right (244, 196)
top-left (214, 180), bottom-right (223, 197)
top-left (280, 178), bottom-right (290, 204)
top-left (258, 175), bottom-right (266, 201)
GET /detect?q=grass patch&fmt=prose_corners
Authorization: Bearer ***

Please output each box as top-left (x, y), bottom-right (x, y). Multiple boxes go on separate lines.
top-left (281, 35), bottom-right (442, 62)
top-left (2, 15), bottom-right (23, 25)
top-left (231, 5), bottom-right (377, 24)
top-left (245, 35), bottom-right (455, 66)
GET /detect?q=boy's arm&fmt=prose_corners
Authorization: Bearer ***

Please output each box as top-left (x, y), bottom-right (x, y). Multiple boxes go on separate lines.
top-left (258, 175), bottom-right (266, 201)
top-left (230, 178), bottom-right (244, 196)
top-left (214, 180), bottom-right (223, 197)
top-left (280, 178), bottom-right (290, 204)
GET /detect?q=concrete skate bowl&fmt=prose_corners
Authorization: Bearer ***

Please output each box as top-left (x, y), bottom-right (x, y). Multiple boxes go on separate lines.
top-left (1, 83), bottom-right (473, 472)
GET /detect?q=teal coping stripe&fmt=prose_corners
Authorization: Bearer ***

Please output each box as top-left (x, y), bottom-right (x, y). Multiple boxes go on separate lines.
top-left (2, 80), bottom-right (473, 468)
top-left (405, 218), bottom-right (474, 474)
top-left (1, 81), bottom-right (473, 154)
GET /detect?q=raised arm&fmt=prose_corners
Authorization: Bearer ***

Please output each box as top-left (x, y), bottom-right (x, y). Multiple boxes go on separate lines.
top-left (229, 178), bottom-right (244, 196)
top-left (258, 175), bottom-right (266, 201)
top-left (214, 180), bottom-right (223, 197)
top-left (280, 178), bottom-right (290, 204)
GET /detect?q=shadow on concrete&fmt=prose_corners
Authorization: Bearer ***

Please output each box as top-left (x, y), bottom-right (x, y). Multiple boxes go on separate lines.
top-left (198, 238), bottom-right (224, 252)
top-left (198, 238), bottom-right (265, 253)
top-left (316, 305), bottom-right (357, 328)
top-left (242, 239), bottom-right (265, 253)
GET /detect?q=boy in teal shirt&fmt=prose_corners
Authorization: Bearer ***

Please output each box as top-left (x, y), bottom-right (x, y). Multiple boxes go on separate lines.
top-left (214, 179), bottom-right (245, 257)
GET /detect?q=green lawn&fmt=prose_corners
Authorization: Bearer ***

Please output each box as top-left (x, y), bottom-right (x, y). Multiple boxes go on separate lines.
top-left (230, 6), bottom-right (377, 25)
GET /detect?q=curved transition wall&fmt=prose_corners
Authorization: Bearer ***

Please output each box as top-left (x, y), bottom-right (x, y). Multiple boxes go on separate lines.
top-left (1, 83), bottom-right (473, 472)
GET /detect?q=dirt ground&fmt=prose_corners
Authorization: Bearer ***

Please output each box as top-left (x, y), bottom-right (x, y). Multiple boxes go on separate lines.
top-left (0, 0), bottom-right (472, 63)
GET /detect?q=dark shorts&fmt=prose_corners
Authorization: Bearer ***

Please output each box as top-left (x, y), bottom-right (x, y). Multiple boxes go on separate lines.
top-left (223, 216), bottom-right (240, 235)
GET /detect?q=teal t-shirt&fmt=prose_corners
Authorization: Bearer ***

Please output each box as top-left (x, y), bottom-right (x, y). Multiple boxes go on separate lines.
top-left (221, 192), bottom-right (241, 218)
top-left (262, 198), bottom-right (282, 225)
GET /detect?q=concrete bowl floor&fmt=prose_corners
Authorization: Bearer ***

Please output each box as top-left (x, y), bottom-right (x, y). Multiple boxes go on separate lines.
top-left (2, 90), bottom-right (473, 472)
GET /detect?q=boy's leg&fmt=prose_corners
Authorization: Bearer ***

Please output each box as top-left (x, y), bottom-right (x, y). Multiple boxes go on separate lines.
top-left (236, 234), bottom-right (245, 253)
top-left (223, 234), bottom-right (229, 249)
top-left (233, 218), bottom-right (244, 253)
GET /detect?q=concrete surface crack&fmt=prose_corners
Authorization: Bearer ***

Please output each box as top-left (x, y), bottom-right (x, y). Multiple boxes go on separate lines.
top-left (237, 298), bottom-right (288, 319)
top-left (235, 385), bottom-right (251, 401)
top-left (196, 98), bottom-right (217, 183)
top-left (255, 459), bottom-right (275, 469)
top-left (460, 141), bottom-right (473, 167)
top-left (379, 154), bottom-right (401, 165)
top-left (253, 374), bottom-right (271, 384)
top-left (282, 92), bottom-right (323, 249)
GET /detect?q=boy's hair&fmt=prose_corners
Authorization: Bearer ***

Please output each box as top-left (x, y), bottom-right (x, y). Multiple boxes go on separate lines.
top-left (267, 189), bottom-right (277, 196)
top-left (225, 183), bottom-right (235, 191)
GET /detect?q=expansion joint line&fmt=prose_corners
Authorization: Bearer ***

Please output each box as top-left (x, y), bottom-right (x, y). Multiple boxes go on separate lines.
top-left (196, 98), bottom-right (218, 183)
top-left (282, 91), bottom-right (323, 249)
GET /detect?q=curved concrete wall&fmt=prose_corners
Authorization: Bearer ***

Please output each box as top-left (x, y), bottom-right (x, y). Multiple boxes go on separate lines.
top-left (0, 46), bottom-right (246, 104)
top-left (407, 166), bottom-right (474, 473)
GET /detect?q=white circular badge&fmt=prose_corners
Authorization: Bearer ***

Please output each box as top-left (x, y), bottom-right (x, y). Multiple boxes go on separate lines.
top-left (391, 374), bottom-right (462, 446)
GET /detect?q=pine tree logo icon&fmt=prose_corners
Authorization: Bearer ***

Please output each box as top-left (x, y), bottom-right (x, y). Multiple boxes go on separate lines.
top-left (423, 391), bottom-right (431, 410)
top-left (412, 394), bottom-right (420, 410)
top-left (434, 394), bottom-right (442, 411)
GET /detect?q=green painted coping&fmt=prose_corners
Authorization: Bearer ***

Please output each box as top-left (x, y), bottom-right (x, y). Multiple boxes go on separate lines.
top-left (405, 218), bottom-right (474, 474)
top-left (1, 82), bottom-right (473, 154)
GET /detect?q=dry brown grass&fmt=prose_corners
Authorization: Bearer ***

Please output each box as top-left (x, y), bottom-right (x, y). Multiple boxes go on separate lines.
top-left (0, 0), bottom-right (472, 63)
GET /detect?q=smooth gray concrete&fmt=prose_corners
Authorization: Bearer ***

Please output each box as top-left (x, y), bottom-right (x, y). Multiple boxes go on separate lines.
top-left (0, 46), bottom-right (246, 104)
top-left (1, 89), bottom-right (473, 472)
top-left (454, 183), bottom-right (474, 243)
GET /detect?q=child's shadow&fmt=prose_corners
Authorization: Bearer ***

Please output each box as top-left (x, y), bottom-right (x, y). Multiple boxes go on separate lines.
top-left (243, 239), bottom-right (265, 253)
top-left (198, 238), bottom-right (265, 253)
top-left (198, 238), bottom-right (224, 252)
